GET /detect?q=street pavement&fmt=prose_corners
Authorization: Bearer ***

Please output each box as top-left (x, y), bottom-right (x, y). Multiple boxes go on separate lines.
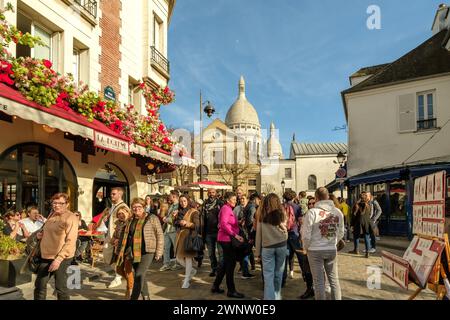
top-left (0, 236), bottom-right (437, 300)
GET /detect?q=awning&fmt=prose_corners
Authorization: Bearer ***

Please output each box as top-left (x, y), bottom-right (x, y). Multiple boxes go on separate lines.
top-left (175, 181), bottom-right (233, 191)
top-left (347, 169), bottom-right (403, 187)
top-left (408, 163), bottom-right (450, 178)
top-left (0, 83), bottom-right (195, 166)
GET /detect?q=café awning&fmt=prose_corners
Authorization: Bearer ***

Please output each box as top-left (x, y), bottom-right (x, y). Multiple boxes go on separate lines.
top-left (176, 180), bottom-right (233, 191)
top-left (0, 83), bottom-right (193, 166)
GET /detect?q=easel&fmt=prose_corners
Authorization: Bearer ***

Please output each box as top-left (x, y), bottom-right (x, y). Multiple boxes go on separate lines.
top-left (408, 233), bottom-right (450, 300)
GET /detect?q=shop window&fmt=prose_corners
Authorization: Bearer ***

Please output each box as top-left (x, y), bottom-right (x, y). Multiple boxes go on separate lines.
top-left (0, 143), bottom-right (78, 215)
top-left (285, 168), bottom-right (292, 179)
top-left (248, 179), bottom-right (257, 186)
top-left (373, 183), bottom-right (388, 220)
top-left (389, 181), bottom-right (407, 221)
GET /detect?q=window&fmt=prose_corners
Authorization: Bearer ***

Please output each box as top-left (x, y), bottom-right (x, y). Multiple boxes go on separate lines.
top-left (0, 143), bottom-right (78, 215)
top-left (213, 150), bottom-right (223, 169)
top-left (72, 49), bottom-right (80, 84)
top-left (417, 91), bottom-right (436, 130)
top-left (128, 78), bottom-right (141, 112)
top-left (248, 179), bottom-right (257, 186)
top-left (16, 11), bottom-right (60, 71)
top-left (153, 14), bottom-right (164, 52)
top-left (285, 168), bottom-right (292, 179)
top-left (308, 175), bottom-right (317, 191)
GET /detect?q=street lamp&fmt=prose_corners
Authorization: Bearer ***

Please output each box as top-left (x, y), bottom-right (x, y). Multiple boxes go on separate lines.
top-left (336, 151), bottom-right (347, 198)
top-left (199, 90), bottom-right (216, 200)
top-left (281, 179), bottom-right (286, 196)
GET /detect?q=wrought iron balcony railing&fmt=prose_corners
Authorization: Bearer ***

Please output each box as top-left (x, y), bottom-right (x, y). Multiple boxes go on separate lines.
top-left (74, 0), bottom-right (97, 19)
top-left (417, 118), bottom-right (437, 131)
top-left (151, 46), bottom-right (170, 75)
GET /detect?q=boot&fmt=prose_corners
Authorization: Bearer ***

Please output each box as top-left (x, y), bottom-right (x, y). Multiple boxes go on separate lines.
top-left (300, 287), bottom-right (315, 300)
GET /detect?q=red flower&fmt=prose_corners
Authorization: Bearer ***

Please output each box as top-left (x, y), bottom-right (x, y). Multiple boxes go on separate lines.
top-left (139, 83), bottom-right (145, 89)
top-left (0, 73), bottom-right (14, 85)
top-left (55, 92), bottom-right (70, 111)
top-left (110, 120), bottom-right (123, 133)
top-left (93, 101), bottom-right (106, 113)
top-left (162, 137), bottom-right (171, 144)
top-left (158, 124), bottom-right (165, 132)
top-left (42, 59), bottom-right (52, 69)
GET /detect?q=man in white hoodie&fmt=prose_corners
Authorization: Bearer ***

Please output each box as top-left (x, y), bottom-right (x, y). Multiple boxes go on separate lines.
top-left (301, 187), bottom-right (344, 300)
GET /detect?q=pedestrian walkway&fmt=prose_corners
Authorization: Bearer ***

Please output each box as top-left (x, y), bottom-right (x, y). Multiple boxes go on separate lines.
top-left (0, 237), bottom-right (436, 300)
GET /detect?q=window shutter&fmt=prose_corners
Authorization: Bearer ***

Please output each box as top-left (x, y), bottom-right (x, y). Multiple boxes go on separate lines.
top-left (398, 94), bottom-right (416, 132)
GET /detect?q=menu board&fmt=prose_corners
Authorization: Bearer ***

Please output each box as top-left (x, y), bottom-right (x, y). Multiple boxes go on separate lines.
top-left (382, 251), bottom-right (410, 290)
top-left (412, 171), bottom-right (446, 239)
top-left (402, 236), bottom-right (445, 288)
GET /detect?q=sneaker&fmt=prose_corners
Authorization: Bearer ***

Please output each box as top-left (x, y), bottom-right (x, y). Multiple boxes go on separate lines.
top-left (170, 264), bottom-right (181, 271)
top-left (159, 265), bottom-right (171, 271)
top-left (107, 277), bottom-right (122, 288)
top-left (369, 248), bottom-right (376, 253)
top-left (181, 279), bottom-right (190, 289)
top-left (289, 270), bottom-right (294, 279)
top-left (241, 273), bottom-right (255, 279)
top-left (189, 268), bottom-right (197, 279)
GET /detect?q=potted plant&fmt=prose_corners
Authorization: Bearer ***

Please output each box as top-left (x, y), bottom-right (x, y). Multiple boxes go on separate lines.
top-left (0, 221), bottom-right (30, 287)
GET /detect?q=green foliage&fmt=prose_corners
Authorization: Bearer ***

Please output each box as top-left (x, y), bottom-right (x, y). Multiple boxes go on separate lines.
top-left (0, 234), bottom-right (25, 260)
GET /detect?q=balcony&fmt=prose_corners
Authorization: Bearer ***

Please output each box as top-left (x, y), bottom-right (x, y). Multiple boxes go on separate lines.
top-left (150, 46), bottom-right (170, 79)
top-left (74, 0), bottom-right (97, 18)
top-left (417, 118), bottom-right (437, 131)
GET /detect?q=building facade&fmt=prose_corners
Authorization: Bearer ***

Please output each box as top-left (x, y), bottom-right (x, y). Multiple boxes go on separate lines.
top-left (342, 4), bottom-right (450, 237)
top-left (0, 0), bottom-right (180, 220)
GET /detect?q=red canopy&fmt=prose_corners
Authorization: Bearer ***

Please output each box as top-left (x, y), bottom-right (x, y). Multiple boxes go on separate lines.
top-left (176, 180), bottom-right (233, 191)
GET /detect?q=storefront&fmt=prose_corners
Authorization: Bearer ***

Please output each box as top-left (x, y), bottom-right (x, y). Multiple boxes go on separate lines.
top-left (0, 83), bottom-right (193, 220)
top-left (347, 164), bottom-right (450, 238)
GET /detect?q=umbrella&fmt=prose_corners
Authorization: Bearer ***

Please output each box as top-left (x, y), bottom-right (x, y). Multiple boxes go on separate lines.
top-left (176, 180), bottom-right (233, 191)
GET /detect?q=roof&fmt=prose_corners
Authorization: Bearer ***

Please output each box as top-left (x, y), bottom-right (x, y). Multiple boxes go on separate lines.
top-left (350, 63), bottom-right (391, 78)
top-left (290, 142), bottom-right (347, 157)
top-left (225, 76), bottom-right (260, 128)
top-left (342, 29), bottom-right (450, 119)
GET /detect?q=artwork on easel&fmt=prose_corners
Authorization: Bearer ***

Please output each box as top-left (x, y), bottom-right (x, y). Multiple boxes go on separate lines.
top-left (434, 171), bottom-right (445, 201)
top-left (427, 175), bottom-right (434, 201)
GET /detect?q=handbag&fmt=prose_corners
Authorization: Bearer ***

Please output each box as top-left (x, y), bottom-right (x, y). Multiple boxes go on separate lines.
top-left (183, 212), bottom-right (204, 252)
top-left (231, 228), bottom-right (251, 260)
top-left (21, 229), bottom-right (43, 274)
top-left (336, 239), bottom-right (346, 251)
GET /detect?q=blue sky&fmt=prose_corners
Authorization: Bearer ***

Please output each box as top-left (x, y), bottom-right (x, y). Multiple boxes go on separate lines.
top-left (160, 0), bottom-right (443, 156)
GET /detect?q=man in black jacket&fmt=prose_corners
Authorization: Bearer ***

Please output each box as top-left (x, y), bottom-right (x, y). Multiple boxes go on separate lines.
top-left (203, 189), bottom-right (224, 277)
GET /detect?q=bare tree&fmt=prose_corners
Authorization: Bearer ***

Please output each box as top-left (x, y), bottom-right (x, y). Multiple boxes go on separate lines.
top-left (174, 165), bottom-right (193, 186)
top-left (262, 182), bottom-right (276, 194)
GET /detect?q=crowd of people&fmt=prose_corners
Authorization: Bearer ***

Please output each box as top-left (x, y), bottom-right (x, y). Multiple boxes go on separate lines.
top-left (1, 184), bottom-right (384, 301)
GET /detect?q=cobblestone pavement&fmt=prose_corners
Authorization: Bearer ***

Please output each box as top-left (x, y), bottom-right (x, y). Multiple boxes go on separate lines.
top-left (0, 239), bottom-right (437, 300)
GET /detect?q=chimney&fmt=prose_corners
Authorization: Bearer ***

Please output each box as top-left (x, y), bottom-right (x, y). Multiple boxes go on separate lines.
top-left (432, 3), bottom-right (450, 35)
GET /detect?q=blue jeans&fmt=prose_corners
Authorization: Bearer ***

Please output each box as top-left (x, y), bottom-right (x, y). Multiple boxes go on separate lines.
top-left (205, 233), bottom-right (223, 272)
top-left (262, 246), bottom-right (287, 300)
top-left (163, 232), bottom-right (176, 266)
top-left (353, 233), bottom-right (371, 252)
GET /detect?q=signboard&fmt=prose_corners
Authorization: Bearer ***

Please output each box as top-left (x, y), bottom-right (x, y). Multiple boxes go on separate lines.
top-left (336, 167), bottom-right (347, 178)
top-left (412, 171), bottom-right (446, 239)
top-left (94, 131), bottom-right (129, 155)
top-left (382, 251), bottom-right (410, 290)
top-left (104, 86), bottom-right (116, 102)
top-left (402, 235), bottom-right (445, 288)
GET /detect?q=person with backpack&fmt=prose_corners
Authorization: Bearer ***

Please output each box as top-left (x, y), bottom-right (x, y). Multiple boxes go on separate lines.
top-left (301, 187), bottom-right (344, 300)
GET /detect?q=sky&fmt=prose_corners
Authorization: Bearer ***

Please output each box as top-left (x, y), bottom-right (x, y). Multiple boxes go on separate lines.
top-left (160, 0), bottom-right (443, 156)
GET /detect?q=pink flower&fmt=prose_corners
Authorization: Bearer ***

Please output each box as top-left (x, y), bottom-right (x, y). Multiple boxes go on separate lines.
top-left (43, 59), bottom-right (52, 69)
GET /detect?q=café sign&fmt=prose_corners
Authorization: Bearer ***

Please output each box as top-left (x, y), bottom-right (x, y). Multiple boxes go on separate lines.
top-left (94, 131), bottom-right (129, 155)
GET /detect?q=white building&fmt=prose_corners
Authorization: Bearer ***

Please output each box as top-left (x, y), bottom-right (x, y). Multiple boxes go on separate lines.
top-left (341, 3), bottom-right (450, 236)
top-left (0, 0), bottom-right (180, 219)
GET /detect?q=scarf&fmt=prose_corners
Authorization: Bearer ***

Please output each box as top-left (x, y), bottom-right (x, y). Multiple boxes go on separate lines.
top-left (117, 215), bottom-right (147, 266)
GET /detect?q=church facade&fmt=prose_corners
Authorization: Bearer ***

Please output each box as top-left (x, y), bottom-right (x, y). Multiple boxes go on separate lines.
top-left (193, 76), bottom-right (347, 197)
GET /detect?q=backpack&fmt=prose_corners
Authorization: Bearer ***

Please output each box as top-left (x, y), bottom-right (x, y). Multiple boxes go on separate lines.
top-left (284, 203), bottom-right (296, 232)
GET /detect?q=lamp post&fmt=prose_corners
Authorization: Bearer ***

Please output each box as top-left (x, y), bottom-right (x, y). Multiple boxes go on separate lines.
top-left (199, 90), bottom-right (215, 200)
top-left (281, 179), bottom-right (286, 196)
top-left (336, 151), bottom-right (347, 199)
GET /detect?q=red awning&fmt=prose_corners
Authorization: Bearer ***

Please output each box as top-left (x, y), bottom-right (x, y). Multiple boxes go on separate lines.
top-left (0, 83), bottom-right (189, 166)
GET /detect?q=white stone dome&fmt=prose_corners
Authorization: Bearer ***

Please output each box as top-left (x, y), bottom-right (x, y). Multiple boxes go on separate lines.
top-left (225, 76), bottom-right (260, 128)
top-left (267, 122), bottom-right (283, 159)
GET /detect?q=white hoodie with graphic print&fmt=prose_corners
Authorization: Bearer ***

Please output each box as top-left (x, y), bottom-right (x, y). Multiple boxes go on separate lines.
top-left (301, 200), bottom-right (345, 251)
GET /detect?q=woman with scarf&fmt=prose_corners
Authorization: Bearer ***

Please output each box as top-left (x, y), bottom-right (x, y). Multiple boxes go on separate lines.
top-left (116, 198), bottom-right (164, 300)
top-left (174, 194), bottom-right (201, 289)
